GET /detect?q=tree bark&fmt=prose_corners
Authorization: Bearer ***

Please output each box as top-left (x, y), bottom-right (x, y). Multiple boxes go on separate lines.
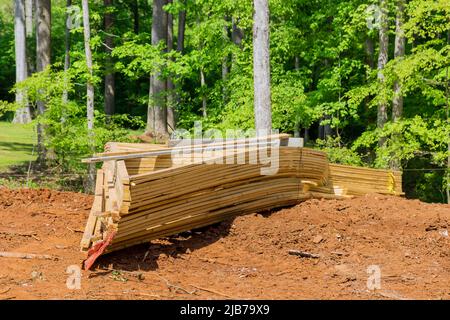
top-left (173, 2), bottom-right (186, 124)
top-left (13, 0), bottom-right (32, 124)
top-left (36, 0), bottom-right (51, 163)
top-left (36, 0), bottom-right (51, 75)
top-left (166, 0), bottom-right (175, 131)
top-left (364, 38), bottom-right (375, 70)
top-left (377, 0), bottom-right (389, 145)
top-left (25, 0), bottom-right (33, 36)
top-left (222, 17), bottom-right (230, 103)
top-left (392, 0), bottom-right (405, 122)
top-left (200, 68), bottom-right (207, 117)
top-left (133, 0), bottom-right (139, 34)
top-left (104, 0), bottom-right (115, 118)
top-left (445, 29), bottom-right (449, 203)
top-left (177, 5), bottom-right (186, 53)
top-left (231, 16), bottom-right (244, 70)
top-left (148, 0), bottom-right (168, 137)
top-left (62, 0), bottom-right (71, 106)
top-left (232, 17), bottom-right (244, 48)
top-left (253, 0), bottom-right (272, 133)
top-left (82, 0), bottom-right (96, 192)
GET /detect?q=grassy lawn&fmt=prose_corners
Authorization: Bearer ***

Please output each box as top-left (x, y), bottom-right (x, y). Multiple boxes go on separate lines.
top-left (0, 121), bottom-right (36, 171)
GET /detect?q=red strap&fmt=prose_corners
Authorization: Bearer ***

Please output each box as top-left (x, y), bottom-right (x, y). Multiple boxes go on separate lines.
top-left (83, 232), bottom-right (116, 270)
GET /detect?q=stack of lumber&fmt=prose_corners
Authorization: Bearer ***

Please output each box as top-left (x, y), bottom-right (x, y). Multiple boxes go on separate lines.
top-left (80, 136), bottom-right (403, 262)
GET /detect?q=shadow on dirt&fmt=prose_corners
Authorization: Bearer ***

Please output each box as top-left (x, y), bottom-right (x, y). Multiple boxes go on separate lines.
top-left (93, 218), bottom-right (235, 272)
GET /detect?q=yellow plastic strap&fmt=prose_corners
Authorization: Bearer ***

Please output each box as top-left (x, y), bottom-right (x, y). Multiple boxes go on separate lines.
top-left (388, 172), bottom-right (396, 194)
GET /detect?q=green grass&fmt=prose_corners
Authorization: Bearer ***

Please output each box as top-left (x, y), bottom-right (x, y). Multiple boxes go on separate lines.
top-left (0, 121), bottom-right (36, 171)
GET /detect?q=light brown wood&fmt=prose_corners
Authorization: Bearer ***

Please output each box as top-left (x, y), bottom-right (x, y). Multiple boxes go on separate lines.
top-left (80, 141), bottom-right (403, 255)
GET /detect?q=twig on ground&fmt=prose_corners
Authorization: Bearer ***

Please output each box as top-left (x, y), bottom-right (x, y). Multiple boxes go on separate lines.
top-left (66, 226), bottom-right (84, 233)
top-left (197, 256), bottom-right (236, 267)
top-left (288, 250), bottom-right (320, 259)
top-left (189, 284), bottom-right (234, 299)
top-left (0, 231), bottom-right (40, 241)
top-left (156, 274), bottom-right (196, 295)
top-left (0, 251), bottom-right (57, 260)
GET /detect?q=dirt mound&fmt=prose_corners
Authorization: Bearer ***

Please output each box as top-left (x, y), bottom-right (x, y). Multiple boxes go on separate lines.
top-left (0, 188), bottom-right (449, 300)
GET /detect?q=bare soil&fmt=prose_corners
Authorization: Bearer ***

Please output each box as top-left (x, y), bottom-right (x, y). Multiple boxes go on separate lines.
top-left (0, 187), bottom-right (449, 300)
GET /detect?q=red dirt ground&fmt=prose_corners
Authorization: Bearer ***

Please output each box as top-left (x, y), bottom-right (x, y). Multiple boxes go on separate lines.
top-left (0, 187), bottom-right (449, 300)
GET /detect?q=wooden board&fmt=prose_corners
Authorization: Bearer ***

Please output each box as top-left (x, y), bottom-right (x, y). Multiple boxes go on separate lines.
top-left (80, 140), bottom-right (403, 254)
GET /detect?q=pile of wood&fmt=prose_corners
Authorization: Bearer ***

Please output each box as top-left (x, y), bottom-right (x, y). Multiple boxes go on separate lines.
top-left (80, 136), bottom-right (402, 268)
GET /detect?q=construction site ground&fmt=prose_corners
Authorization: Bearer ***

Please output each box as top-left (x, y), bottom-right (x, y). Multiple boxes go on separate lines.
top-left (0, 187), bottom-right (449, 300)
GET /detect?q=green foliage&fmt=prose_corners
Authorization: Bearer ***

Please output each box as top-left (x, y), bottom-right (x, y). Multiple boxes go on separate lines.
top-left (13, 67), bottom-right (143, 172)
top-left (0, 100), bottom-right (14, 117)
top-left (316, 136), bottom-right (364, 166)
top-left (353, 117), bottom-right (450, 168)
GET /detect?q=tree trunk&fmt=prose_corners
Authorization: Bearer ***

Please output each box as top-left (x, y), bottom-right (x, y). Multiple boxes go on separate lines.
top-left (148, 0), bottom-right (168, 137)
top-left (445, 29), bottom-right (450, 203)
top-left (166, 0), bottom-right (175, 131)
top-left (25, 0), bottom-right (33, 36)
top-left (231, 16), bottom-right (244, 70)
top-left (177, 5), bottom-right (186, 53)
top-left (364, 38), bottom-right (375, 70)
top-left (62, 0), bottom-right (71, 107)
top-left (133, 0), bottom-right (139, 34)
top-left (82, 0), bottom-right (96, 192)
top-left (13, 0), bottom-right (32, 124)
top-left (304, 128), bottom-right (309, 144)
top-left (392, 0), bottom-right (405, 122)
top-left (377, 0), bottom-right (389, 145)
top-left (36, 0), bottom-right (51, 163)
top-left (389, 0), bottom-right (406, 170)
top-left (232, 17), bottom-right (244, 47)
top-left (253, 0), bottom-right (272, 134)
top-left (104, 0), bottom-right (115, 118)
top-left (174, 2), bottom-right (186, 122)
top-left (200, 69), bottom-right (207, 117)
top-left (36, 0), bottom-right (51, 75)
top-left (222, 17), bottom-right (230, 103)
top-left (446, 65), bottom-right (449, 203)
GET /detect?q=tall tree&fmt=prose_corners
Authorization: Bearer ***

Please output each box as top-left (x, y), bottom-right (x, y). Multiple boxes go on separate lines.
top-left (177, 4), bottom-right (186, 53)
top-left (13, 0), bottom-right (32, 124)
top-left (132, 0), bottom-right (139, 34)
top-left (148, 0), bottom-right (168, 137)
top-left (62, 0), bottom-right (72, 106)
top-left (166, 0), bottom-right (175, 131)
top-left (200, 68), bottom-right (207, 117)
top-left (25, 0), bottom-right (32, 36)
top-left (232, 17), bottom-right (244, 48)
top-left (444, 27), bottom-right (449, 203)
top-left (377, 0), bottom-right (389, 145)
top-left (231, 16), bottom-right (244, 70)
top-left (36, 0), bottom-right (51, 162)
top-left (104, 0), bottom-right (115, 118)
top-left (392, 0), bottom-right (406, 122)
top-left (197, 17), bottom-right (207, 118)
top-left (222, 16), bottom-right (230, 102)
top-left (174, 1), bottom-right (186, 122)
top-left (253, 0), bottom-right (272, 133)
top-left (82, 0), bottom-right (96, 191)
